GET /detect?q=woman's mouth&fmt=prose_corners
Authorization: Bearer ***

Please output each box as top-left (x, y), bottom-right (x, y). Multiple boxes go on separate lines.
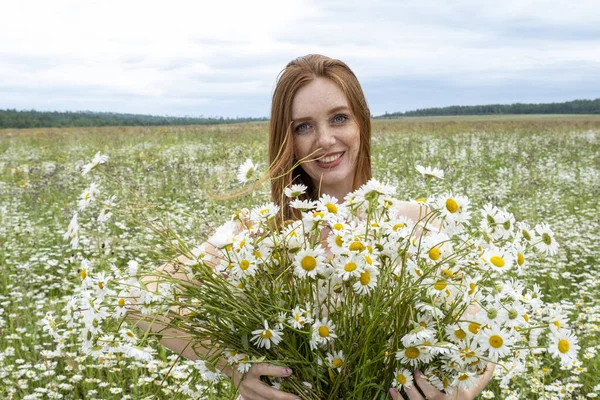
top-left (315, 152), bottom-right (344, 168)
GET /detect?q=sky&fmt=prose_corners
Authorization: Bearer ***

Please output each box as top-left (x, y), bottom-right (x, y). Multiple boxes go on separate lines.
top-left (2, 0), bottom-right (600, 118)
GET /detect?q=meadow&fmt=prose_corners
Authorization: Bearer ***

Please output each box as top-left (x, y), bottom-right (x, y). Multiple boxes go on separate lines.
top-left (0, 116), bottom-right (599, 399)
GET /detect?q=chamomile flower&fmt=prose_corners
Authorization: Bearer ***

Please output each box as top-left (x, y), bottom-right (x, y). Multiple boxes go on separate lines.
top-left (335, 254), bottom-right (364, 281)
top-left (352, 264), bottom-right (379, 295)
top-left (392, 368), bottom-right (414, 389)
top-left (549, 329), bottom-right (580, 365)
top-left (78, 182), bottom-right (99, 210)
top-left (288, 306), bottom-right (309, 329)
top-left (435, 192), bottom-right (471, 223)
top-left (294, 246), bottom-right (327, 279)
top-left (452, 371), bottom-right (479, 391)
top-left (194, 360), bottom-right (224, 382)
top-left (284, 183), bottom-right (307, 198)
top-left (82, 151), bottom-right (109, 175)
top-left (481, 247), bottom-right (514, 272)
top-left (478, 327), bottom-right (513, 361)
top-left (326, 350), bottom-right (345, 372)
top-left (534, 222), bottom-right (559, 256)
top-left (250, 203), bottom-right (280, 222)
top-left (120, 329), bottom-right (137, 344)
top-left (237, 159), bottom-right (259, 184)
top-left (289, 199), bottom-right (317, 211)
top-left (311, 318), bottom-right (337, 349)
top-left (251, 320), bottom-right (283, 350)
top-left (317, 194), bottom-right (342, 216)
top-left (396, 345), bottom-right (430, 367)
top-left (64, 212), bottom-right (80, 249)
top-left (416, 165), bottom-right (444, 180)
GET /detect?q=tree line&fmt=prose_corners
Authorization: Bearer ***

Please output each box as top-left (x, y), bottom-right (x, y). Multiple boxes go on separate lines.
top-left (0, 109), bottom-right (267, 129)
top-left (377, 98), bottom-right (600, 118)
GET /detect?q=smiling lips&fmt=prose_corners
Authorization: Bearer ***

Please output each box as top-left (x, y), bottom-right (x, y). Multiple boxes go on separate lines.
top-left (315, 151), bottom-right (345, 168)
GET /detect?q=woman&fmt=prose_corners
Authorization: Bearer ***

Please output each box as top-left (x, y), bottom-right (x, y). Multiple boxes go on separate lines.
top-left (134, 54), bottom-right (494, 400)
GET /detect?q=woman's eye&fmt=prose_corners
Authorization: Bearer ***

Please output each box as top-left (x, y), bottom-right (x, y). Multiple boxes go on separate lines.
top-left (334, 114), bottom-right (348, 123)
top-left (295, 123), bottom-right (310, 133)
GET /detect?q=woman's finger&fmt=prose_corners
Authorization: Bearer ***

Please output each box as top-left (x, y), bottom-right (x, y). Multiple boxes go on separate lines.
top-left (467, 363), bottom-right (496, 397)
top-left (413, 371), bottom-right (442, 400)
top-left (389, 388), bottom-right (402, 399)
top-left (404, 384), bottom-right (425, 400)
top-left (247, 363), bottom-right (293, 379)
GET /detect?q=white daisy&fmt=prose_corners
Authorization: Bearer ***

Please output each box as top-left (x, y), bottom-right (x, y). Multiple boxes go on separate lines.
top-left (251, 320), bottom-right (283, 350)
top-left (352, 264), bottom-right (379, 295)
top-left (481, 246), bottom-right (514, 272)
top-left (310, 318), bottom-right (337, 349)
top-left (82, 151), bottom-right (109, 175)
top-left (284, 183), bottom-right (307, 198)
top-left (294, 246), bottom-right (327, 279)
top-left (392, 368), bottom-right (414, 389)
top-left (534, 222), bottom-right (559, 256)
top-left (416, 165), bottom-right (444, 179)
top-left (326, 350), bottom-right (345, 372)
top-left (335, 254), bottom-right (364, 281)
top-left (237, 159), bottom-right (259, 183)
top-left (477, 327), bottom-right (513, 361)
top-left (548, 329), bottom-right (580, 365)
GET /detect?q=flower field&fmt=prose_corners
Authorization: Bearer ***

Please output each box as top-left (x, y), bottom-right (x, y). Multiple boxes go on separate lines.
top-left (1, 116), bottom-right (599, 399)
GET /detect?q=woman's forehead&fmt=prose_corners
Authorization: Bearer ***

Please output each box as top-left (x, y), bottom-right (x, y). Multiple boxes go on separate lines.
top-left (291, 78), bottom-right (350, 120)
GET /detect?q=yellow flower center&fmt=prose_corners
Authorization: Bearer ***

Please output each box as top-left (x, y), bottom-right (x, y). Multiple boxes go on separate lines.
top-left (542, 233), bottom-right (552, 245)
top-left (80, 269), bottom-right (87, 280)
top-left (318, 326), bottom-right (330, 338)
top-left (301, 256), bottom-right (317, 271)
top-left (364, 255), bottom-right (373, 265)
top-left (405, 347), bottom-right (420, 359)
top-left (118, 298), bottom-right (125, 307)
top-left (397, 374), bottom-right (407, 385)
top-left (553, 321), bottom-right (560, 329)
top-left (360, 271), bottom-right (371, 285)
top-left (240, 259), bottom-right (250, 270)
top-left (454, 329), bottom-right (467, 340)
top-left (260, 330), bottom-right (273, 339)
top-left (349, 241), bottom-right (365, 252)
top-left (325, 203), bottom-right (337, 213)
top-left (335, 235), bottom-right (343, 247)
top-left (428, 247), bottom-right (441, 260)
top-left (468, 322), bottom-right (480, 334)
top-left (442, 269), bottom-right (454, 278)
top-left (344, 262), bottom-right (357, 272)
top-left (489, 335), bottom-right (504, 348)
top-left (332, 359), bottom-right (343, 368)
top-left (333, 223), bottom-right (344, 230)
top-left (434, 280), bottom-right (447, 291)
top-left (517, 252), bottom-right (524, 266)
top-left (558, 339), bottom-right (570, 354)
top-left (458, 374), bottom-right (469, 381)
top-left (393, 223), bottom-right (404, 231)
top-left (468, 282), bottom-right (476, 295)
top-left (446, 198), bottom-right (459, 213)
top-left (490, 256), bottom-right (505, 267)
top-left (98, 281), bottom-right (104, 290)
top-left (313, 211), bottom-right (324, 218)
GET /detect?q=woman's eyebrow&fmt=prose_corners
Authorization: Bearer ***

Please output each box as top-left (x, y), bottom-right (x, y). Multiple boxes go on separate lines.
top-left (292, 105), bottom-right (351, 122)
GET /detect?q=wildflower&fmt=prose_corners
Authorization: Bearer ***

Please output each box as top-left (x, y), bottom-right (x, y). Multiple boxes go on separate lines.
top-left (250, 203), bottom-right (280, 222)
top-left (120, 329), bottom-right (137, 344)
top-left (335, 254), bottom-right (364, 281)
top-left (194, 360), bottom-right (224, 382)
top-left (482, 247), bottom-right (514, 272)
top-left (288, 306), bottom-right (309, 329)
top-left (477, 327), bottom-right (513, 361)
top-left (326, 350), bottom-right (345, 372)
top-left (549, 329), bottom-right (580, 365)
top-left (77, 182), bottom-right (99, 211)
top-left (396, 345), bottom-right (430, 367)
top-left (534, 222), bottom-right (559, 256)
top-left (310, 318), bottom-right (337, 349)
top-left (452, 371), bottom-right (479, 391)
top-left (284, 183), bottom-right (308, 198)
top-left (416, 165), bottom-right (444, 180)
top-left (435, 192), bottom-right (470, 223)
top-left (82, 152), bottom-right (109, 175)
top-left (63, 212), bottom-right (80, 249)
top-left (251, 320), bottom-right (283, 350)
top-left (392, 368), bottom-right (414, 389)
top-left (352, 264), bottom-right (379, 295)
top-left (237, 159), bottom-right (259, 183)
top-left (294, 246), bottom-right (327, 279)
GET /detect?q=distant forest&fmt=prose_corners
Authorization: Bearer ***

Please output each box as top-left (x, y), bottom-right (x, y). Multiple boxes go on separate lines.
top-left (2, 98), bottom-right (599, 129)
top-left (378, 98), bottom-right (600, 118)
top-left (0, 109), bottom-right (267, 129)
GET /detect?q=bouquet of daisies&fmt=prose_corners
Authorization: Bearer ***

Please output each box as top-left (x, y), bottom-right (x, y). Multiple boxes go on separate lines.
top-left (55, 154), bottom-right (579, 399)
top-left (128, 177), bottom-right (576, 399)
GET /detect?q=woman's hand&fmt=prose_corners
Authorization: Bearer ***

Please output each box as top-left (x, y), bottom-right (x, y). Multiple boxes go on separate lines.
top-left (389, 364), bottom-right (495, 400)
top-left (232, 363), bottom-right (301, 400)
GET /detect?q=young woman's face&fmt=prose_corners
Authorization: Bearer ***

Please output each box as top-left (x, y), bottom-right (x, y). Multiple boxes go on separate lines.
top-left (291, 77), bottom-right (360, 198)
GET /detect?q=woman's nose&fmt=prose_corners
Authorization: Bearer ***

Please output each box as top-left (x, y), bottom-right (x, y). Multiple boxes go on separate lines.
top-left (316, 126), bottom-right (336, 148)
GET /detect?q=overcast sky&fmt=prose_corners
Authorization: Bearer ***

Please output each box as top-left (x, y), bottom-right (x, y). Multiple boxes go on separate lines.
top-left (2, 0), bottom-right (599, 118)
